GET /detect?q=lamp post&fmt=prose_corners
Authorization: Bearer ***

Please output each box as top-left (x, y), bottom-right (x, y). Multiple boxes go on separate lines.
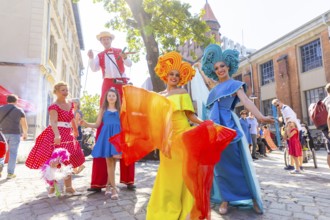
top-left (247, 60), bottom-right (258, 102)
top-left (249, 94), bottom-right (257, 104)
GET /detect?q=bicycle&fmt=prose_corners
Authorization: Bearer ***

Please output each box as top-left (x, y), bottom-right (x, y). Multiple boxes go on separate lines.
top-left (312, 132), bottom-right (327, 150)
top-left (283, 136), bottom-right (317, 168)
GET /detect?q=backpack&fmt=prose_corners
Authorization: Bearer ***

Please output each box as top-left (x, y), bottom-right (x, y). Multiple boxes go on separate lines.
top-left (309, 99), bottom-right (328, 130)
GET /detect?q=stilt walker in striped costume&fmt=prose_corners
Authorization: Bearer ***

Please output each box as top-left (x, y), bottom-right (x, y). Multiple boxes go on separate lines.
top-left (87, 31), bottom-right (136, 191)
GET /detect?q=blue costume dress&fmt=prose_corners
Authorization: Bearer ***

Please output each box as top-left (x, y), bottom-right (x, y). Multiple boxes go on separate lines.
top-left (207, 79), bottom-right (263, 212)
top-left (239, 117), bottom-right (252, 145)
top-left (92, 110), bottom-right (121, 158)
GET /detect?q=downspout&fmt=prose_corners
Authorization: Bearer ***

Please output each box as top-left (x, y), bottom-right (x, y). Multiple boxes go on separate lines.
top-left (249, 62), bottom-right (254, 96)
top-left (41, 0), bottom-right (52, 128)
top-left (44, 0), bottom-right (51, 66)
top-left (246, 56), bottom-right (258, 103)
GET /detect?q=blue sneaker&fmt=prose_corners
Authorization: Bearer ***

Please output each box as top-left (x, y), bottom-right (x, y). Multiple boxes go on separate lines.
top-left (284, 165), bottom-right (295, 170)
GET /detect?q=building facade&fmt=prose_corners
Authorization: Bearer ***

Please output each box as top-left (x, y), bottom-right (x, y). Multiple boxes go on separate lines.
top-left (235, 10), bottom-right (330, 128)
top-left (0, 0), bottom-right (84, 137)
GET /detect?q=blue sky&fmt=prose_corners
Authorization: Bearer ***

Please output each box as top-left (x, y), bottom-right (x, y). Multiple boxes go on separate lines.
top-left (78, 0), bottom-right (329, 95)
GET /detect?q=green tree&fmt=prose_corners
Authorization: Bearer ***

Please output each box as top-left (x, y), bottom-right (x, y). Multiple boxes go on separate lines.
top-left (80, 91), bottom-right (100, 122)
top-left (88, 0), bottom-right (214, 91)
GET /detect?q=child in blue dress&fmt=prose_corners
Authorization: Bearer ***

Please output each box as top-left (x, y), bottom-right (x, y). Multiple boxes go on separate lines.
top-left (81, 88), bottom-right (121, 199)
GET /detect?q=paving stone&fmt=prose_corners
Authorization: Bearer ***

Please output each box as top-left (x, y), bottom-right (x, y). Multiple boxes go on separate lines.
top-left (304, 206), bottom-right (320, 216)
top-left (109, 206), bottom-right (124, 213)
top-left (112, 210), bottom-right (131, 218)
top-left (268, 202), bottom-right (286, 210)
top-left (1, 150), bottom-right (330, 219)
top-left (286, 203), bottom-right (303, 212)
top-left (318, 206), bottom-right (330, 214)
top-left (293, 212), bottom-right (316, 220)
top-left (267, 208), bottom-right (293, 217)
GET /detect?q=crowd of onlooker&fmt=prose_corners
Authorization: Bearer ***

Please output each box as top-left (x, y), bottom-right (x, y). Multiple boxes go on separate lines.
top-left (238, 85), bottom-right (330, 174)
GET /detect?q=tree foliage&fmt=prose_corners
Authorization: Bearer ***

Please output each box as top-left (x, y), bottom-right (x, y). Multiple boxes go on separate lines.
top-left (80, 91), bottom-right (100, 123)
top-left (90, 0), bottom-right (215, 91)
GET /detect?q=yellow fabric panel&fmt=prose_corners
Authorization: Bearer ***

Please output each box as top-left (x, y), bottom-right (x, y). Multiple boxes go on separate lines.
top-left (146, 93), bottom-right (194, 220)
top-left (167, 93), bottom-right (195, 113)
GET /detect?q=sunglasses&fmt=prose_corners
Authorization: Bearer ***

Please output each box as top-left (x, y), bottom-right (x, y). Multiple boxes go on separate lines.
top-left (214, 64), bottom-right (226, 71)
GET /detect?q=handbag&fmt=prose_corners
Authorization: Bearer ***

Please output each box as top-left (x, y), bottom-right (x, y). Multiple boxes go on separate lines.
top-left (0, 106), bottom-right (15, 158)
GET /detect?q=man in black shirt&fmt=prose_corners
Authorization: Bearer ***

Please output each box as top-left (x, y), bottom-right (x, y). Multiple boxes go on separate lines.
top-left (0, 94), bottom-right (28, 179)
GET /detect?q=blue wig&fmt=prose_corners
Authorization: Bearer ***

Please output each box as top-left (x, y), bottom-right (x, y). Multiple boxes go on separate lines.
top-left (201, 44), bottom-right (240, 80)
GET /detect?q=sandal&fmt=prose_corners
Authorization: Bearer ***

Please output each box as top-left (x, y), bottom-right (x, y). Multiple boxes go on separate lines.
top-left (64, 186), bottom-right (82, 196)
top-left (219, 202), bottom-right (228, 215)
top-left (253, 200), bottom-right (262, 214)
top-left (105, 185), bottom-right (112, 196)
top-left (48, 187), bottom-right (56, 198)
top-left (110, 187), bottom-right (119, 200)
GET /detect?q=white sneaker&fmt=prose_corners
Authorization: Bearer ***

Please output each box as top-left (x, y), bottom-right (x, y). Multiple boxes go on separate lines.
top-left (290, 170), bottom-right (301, 174)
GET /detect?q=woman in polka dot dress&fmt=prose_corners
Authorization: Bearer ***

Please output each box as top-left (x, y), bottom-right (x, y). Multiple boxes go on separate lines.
top-left (26, 81), bottom-right (85, 197)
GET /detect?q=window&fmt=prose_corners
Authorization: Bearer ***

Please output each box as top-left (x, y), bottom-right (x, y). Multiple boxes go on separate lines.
top-left (260, 60), bottom-right (274, 86)
top-left (305, 87), bottom-right (326, 125)
top-left (300, 39), bottom-right (322, 72)
top-left (233, 74), bottom-right (242, 82)
top-left (49, 35), bottom-right (57, 67)
top-left (262, 99), bottom-right (274, 117)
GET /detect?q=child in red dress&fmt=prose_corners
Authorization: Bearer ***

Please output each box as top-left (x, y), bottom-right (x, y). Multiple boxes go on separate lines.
top-left (286, 120), bottom-right (303, 174)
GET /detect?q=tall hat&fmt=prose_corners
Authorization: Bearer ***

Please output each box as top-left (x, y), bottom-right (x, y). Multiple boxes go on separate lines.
top-left (154, 51), bottom-right (196, 86)
top-left (201, 44), bottom-right (240, 80)
top-left (96, 31), bottom-right (115, 41)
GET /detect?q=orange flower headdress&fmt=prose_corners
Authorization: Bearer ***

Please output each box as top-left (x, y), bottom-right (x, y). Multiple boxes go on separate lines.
top-left (154, 51), bottom-right (196, 86)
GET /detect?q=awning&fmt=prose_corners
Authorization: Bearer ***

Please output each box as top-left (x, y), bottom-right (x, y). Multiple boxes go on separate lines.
top-left (0, 85), bottom-right (35, 112)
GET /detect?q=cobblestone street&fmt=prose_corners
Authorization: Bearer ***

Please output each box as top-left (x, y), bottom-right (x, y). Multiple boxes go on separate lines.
top-left (1, 149), bottom-right (330, 220)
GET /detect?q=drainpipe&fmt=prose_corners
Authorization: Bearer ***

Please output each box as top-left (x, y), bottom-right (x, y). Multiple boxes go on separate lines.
top-left (44, 0), bottom-right (51, 66)
top-left (249, 62), bottom-right (254, 96)
top-left (322, 13), bottom-right (330, 40)
top-left (246, 56), bottom-right (258, 103)
top-left (41, 0), bottom-right (52, 128)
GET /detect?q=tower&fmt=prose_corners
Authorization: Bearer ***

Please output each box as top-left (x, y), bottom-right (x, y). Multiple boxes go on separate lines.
top-left (178, 1), bottom-right (221, 63)
top-left (202, 0), bottom-right (221, 43)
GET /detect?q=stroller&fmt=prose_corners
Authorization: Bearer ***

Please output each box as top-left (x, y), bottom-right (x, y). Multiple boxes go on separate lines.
top-left (0, 131), bottom-right (7, 159)
top-left (81, 130), bottom-right (95, 157)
